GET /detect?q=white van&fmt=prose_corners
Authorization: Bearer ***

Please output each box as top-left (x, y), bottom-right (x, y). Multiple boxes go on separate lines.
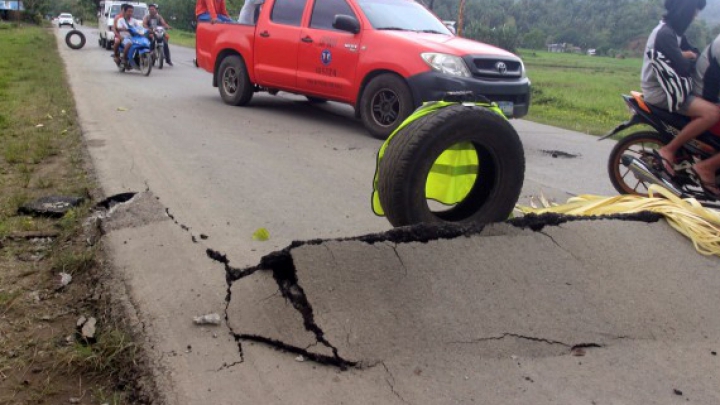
top-left (98, 1), bottom-right (149, 49)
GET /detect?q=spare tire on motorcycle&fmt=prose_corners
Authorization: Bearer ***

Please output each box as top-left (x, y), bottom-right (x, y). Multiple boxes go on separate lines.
top-left (373, 102), bottom-right (525, 227)
top-left (65, 29), bottom-right (86, 50)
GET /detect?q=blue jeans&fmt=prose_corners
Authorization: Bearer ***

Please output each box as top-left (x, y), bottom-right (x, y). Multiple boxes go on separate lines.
top-left (197, 13), bottom-right (234, 23)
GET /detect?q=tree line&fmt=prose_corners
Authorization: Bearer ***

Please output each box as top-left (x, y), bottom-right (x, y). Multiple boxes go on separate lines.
top-left (430, 0), bottom-right (720, 55)
top-left (17, 0), bottom-right (720, 55)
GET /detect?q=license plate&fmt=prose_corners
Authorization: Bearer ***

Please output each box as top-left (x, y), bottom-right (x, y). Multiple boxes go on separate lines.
top-left (497, 101), bottom-right (514, 116)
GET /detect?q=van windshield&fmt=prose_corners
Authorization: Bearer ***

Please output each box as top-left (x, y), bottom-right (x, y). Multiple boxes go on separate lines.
top-left (109, 5), bottom-right (148, 20)
top-left (357, 0), bottom-right (450, 34)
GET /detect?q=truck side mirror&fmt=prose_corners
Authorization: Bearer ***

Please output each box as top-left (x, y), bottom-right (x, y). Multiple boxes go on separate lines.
top-left (333, 14), bottom-right (360, 34)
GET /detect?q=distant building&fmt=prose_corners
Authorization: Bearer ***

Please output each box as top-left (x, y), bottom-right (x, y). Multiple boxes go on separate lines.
top-left (547, 43), bottom-right (566, 53)
top-left (587, 48), bottom-right (597, 56)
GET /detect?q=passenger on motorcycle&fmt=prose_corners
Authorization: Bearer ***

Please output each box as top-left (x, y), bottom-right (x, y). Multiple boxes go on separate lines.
top-left (143, 4), bottom-right (173, 66)
top-left (115, 4), bottom-right (146, 66)
top-left (688, 34), bottom-right (720, 196)
top-left (642, 0), bottom-right (720, 181)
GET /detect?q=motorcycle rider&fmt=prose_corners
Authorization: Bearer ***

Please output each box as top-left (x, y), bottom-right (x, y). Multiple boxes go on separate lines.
top-left (115, 4), bottom-right (145, 66)
top-left (143, 3), bottom-right (173, 66)
top-left (688, 34), bottom-right (720, 196)
top-left (643, 0), bottom-right (720, 181)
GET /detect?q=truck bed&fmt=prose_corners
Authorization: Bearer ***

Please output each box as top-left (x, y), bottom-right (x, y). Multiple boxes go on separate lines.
top-left (196, 22), bottom-right (256, 80)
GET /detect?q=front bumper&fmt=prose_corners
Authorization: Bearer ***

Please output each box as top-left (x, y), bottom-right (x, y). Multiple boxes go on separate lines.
top-left (105, 30), bottom-right (115, 41)
top-left (406, 71), bottom-right (531, 118)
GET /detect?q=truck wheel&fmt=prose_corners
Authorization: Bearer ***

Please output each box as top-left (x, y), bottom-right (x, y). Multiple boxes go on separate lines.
top-left (99, 37), bottom-right (104, 47)
top-left (105, 39), bottom-right (112, 50)
top-left (378, 104), bottom-right (525, 227)
top-left (218, 55), bottom-right (253, 106)
top-left (65, 30), bottom-right (86, 50)
top-left (360, 73), bottom-right (414, 140)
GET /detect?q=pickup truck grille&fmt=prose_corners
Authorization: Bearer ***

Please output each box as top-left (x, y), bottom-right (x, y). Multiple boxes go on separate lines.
top-left (464, 55), bottom-right (523, 79)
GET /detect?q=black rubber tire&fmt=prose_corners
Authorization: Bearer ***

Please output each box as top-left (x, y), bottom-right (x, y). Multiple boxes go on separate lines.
top-left (105, 39), bottom-right (112, 50)
top-left (140, 53), bottom-right (153, 76)
top-left (218, 55), bottom-right (254, 106)
top-left (607, 131), bottom-right (670, 197)
top-left (378, 104), bottom-right (525, 227)
top-left (360, 73), bottom-right (414, 140)
top-left (306, 96), bottom-right (327, 103)
top-left (65, 30), bottom-right (86, 50)
top-left (158, 50), bottom-right (164, 70)
top-left (99, 37), bottom-right (104, 47)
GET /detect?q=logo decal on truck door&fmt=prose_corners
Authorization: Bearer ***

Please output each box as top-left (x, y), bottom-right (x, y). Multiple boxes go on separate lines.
top-left (321, 49), bottom-right (332, 65)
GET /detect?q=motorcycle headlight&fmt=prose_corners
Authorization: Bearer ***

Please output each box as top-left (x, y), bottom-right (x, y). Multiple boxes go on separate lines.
top-left (421, 53), bottom-right (471, 78)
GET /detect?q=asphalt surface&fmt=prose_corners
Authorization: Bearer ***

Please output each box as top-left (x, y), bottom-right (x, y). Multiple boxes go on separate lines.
top-left (56, 26), bottom-right (719, 404)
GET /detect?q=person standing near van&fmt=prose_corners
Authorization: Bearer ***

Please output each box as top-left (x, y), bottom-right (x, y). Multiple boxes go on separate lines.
top-left (143, 4), bottom-right (173, 66)
top-left (196, 0), bottom-right (233, 24)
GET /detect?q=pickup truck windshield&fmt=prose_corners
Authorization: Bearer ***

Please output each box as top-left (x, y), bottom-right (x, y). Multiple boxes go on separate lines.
top-left (358, 0), bottom-right (450, 34)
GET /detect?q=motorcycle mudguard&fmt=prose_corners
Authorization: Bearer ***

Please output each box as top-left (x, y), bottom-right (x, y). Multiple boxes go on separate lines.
top-left (599, 113), bottom-right (644, 140)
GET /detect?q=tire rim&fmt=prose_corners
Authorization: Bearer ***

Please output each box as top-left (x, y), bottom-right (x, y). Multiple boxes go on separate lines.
top-left (611, 138), bottom-right (663, 196)
top-left (222, 67), bottom-right (238, 96)
top-left (370, 89), bottom-right (400, 127)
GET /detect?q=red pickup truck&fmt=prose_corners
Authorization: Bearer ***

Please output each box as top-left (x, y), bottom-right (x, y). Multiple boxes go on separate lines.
top-left (195, 0), bottom-right (531, 138)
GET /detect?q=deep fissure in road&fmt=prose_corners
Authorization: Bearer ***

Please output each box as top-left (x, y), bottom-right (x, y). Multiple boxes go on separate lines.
top-left (203, 212), bottom-right (662, 369)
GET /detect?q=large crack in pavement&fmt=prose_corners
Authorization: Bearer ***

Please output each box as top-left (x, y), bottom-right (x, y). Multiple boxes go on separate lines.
top-left (94, 189), bottom-right (720, 405)
top-left (203, 212), bottom-right (663, 369)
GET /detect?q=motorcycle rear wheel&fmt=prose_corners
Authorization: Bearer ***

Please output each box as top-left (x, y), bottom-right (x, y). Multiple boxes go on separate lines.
top-left (608, 131), bottom-right (668, 197)
top-left (140, 53), bottom-right (153, 76)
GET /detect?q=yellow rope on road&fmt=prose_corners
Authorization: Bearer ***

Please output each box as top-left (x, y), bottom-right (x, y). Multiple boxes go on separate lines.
top-left (516, 185), bottom-right (720, 257)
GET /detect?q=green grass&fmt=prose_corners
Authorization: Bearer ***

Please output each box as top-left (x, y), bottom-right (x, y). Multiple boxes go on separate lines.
top-left (170, 28), bottom-right (196, 48)
top-left (519, 49), bottom-right (643, 135)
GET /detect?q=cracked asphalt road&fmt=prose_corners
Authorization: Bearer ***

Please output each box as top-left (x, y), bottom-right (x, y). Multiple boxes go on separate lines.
top-left (57, 27), bottom-right (720, 404)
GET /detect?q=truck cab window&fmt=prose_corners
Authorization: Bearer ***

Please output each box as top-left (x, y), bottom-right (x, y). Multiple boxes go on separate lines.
top-left (310, 0), bottom-right (356, 31)
top-left (271, 0), bottom-right (307, 26)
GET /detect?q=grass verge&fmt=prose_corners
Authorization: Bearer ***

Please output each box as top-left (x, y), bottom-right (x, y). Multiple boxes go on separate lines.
top-left (520, 49), bottom-right (643, 136)
top-left (0, 24), bottom-right (149, 405)
top-left (170, 28), bottom-right (196, 48)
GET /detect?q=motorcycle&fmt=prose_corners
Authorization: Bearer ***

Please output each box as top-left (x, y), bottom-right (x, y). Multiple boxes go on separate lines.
top-left (151, 26), bottom-right (166, 69)
top-left (115, 26), bottom-right (153, 76)
top-left (603, 91), bottom-right (720, 205)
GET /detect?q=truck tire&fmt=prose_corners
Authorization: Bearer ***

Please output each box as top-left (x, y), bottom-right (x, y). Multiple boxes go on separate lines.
top-left (218, 55), bottom-right (253, 106)
top-left (65, 30), bottom-right (86, 50)
top-left (378, 104), bottom-right (525, 227)
top-left (360, 73), bottom-right (414, 140)
top-left (105, 39), bottom-right (112, 50)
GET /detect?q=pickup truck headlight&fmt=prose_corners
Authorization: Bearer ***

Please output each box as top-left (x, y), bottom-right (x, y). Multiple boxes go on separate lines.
top-left (519, 60), bottom-right (527, 79)
top-left (421, 53), bottom-right (471, 78)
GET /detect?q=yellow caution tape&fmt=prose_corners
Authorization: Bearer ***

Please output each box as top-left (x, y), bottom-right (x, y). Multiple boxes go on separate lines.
top-left (516, 185), bottom-right (720, 257)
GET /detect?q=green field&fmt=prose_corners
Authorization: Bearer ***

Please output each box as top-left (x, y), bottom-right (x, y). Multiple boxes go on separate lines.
top-left (520, 49), bottom-right (643, 136)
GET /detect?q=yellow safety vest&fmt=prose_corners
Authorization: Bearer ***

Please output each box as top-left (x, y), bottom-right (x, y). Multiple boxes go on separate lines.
top-left (372, 101), bottom-right (506, 216)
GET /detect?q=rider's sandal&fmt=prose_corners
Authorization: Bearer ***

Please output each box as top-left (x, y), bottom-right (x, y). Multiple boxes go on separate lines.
top-left (690, 167), bottom-right (720, 199)
top-left (652, 150), bottom-right (676, 177)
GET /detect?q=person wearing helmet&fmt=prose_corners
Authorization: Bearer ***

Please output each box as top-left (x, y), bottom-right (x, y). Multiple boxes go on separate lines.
top-left (143, 3), bottom-right (173, 66)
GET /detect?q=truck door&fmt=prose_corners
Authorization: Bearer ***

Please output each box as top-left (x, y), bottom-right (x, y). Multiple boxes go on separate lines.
top-left (297, 0), bottom-right (361, 102)
top-left (254, 0), bottom-right (309, 90)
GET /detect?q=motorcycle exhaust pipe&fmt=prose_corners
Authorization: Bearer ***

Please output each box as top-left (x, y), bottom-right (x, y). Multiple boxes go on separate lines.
top-left (620, 154), bottom-right (684, 197)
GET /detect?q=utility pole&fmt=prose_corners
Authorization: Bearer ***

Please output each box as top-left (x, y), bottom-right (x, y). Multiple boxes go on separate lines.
top-left (457, 0), bottom-right (466, 37)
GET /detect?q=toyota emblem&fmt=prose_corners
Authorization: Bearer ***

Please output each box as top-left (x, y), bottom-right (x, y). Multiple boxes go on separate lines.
top-left (495, 61), bottom-right (507, 75)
